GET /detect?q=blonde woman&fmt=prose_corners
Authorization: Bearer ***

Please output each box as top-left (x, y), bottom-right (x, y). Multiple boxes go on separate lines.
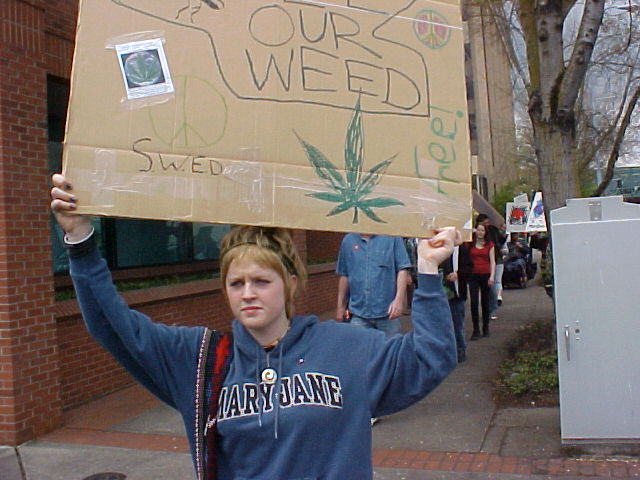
top-left (51, 173), bottom-right (459, 480)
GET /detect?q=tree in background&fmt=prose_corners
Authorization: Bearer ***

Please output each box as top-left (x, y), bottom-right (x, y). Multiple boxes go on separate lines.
top-left (473, 0), bottom-right (640, 214)
top-left (491, 181), bottom-right (537, 221)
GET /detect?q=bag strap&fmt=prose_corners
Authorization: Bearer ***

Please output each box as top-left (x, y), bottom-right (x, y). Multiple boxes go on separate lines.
top-left (205, 331), bottom-right (233, 480)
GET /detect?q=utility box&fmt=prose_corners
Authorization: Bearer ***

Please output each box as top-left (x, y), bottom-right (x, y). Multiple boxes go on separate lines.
top-left (551, 196), bottom-right (640, 447)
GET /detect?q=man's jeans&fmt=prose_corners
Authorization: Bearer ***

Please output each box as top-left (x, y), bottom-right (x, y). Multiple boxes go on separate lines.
top-left (489, 263), bottom-right (504, 314)
top-left (350, 315), bottom-right (401, 338)
top-left (448, 298), bottom-right (466, 354)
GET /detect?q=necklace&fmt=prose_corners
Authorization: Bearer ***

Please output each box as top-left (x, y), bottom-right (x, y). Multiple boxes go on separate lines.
top-left (261, 323), bottom-right (291, 350)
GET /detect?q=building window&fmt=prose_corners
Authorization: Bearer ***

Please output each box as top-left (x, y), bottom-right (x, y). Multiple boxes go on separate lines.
top-left (47, 75), bottom-right (230, 275)
top-left (472, 174), bottom-right (489, 199)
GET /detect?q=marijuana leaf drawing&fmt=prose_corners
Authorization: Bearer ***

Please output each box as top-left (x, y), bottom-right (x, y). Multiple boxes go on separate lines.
top-left (295, 99), bottom-right (404, 224)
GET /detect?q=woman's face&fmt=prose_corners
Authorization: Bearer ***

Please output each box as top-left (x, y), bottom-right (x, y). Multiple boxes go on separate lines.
top-left (476, 224), bottom-right (486, 239)
top-left (225, 257), bottom-right (293, 343)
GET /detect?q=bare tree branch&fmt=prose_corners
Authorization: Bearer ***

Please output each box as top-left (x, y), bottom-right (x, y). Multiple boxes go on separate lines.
top-left (577, 117), bottom-right (619, 171)
top-left (561, 0), bottom-right (578, 19)
top-left (592, 84), bottom-right (640, 196)
top-left (578, 64), bottom-right (640, 170)
top-left (484, 0), bottom-right (530, 87)
top-left (578, 38), bottom-right (640, 170)
top-left (621, 0), bottom-right (634, 50)
top-left (556, 0), bottom-right (605, 127)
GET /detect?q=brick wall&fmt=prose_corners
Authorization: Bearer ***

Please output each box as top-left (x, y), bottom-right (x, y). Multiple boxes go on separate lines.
top-left (298, 266), bottom-right (340, 318)
top-left (54, 279), bottom-right (232, 409)
top-left (307, 230), bottom-right (343, 262)
top-left (0, 0), bottom-right (63, 445)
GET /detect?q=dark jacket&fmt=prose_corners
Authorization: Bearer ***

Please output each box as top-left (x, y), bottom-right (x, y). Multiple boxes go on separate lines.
top-left (487, 225), bottom-right (508, 264)
top-left (439, 243), bottom-right (473, 301)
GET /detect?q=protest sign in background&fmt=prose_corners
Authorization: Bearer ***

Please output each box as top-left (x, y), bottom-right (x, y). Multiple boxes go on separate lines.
top-left (506, 202), bottom-right (530, 233)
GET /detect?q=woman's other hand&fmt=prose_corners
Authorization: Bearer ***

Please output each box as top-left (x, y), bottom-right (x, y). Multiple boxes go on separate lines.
top-left (417, 227), bottom-right (459, 274)
top-left (50, 174), bottom-right (92, 242)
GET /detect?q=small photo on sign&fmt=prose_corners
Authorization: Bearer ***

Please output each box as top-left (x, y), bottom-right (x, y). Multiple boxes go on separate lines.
top-left (115, 39), bottom-right (173, 100)
top-left (122, 50), bottom-right (165, 87)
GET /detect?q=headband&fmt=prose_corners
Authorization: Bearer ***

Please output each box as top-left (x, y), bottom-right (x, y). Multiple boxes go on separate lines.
top-left (226, 240), bottom-right (297, 276)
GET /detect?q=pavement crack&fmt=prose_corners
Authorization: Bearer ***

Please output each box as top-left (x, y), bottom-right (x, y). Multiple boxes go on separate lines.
top-left (15, 447), bottom-right (27, 480)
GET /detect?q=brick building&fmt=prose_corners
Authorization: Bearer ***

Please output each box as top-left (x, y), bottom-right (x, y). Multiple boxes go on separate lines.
top-left (0, 0), bottom-right (343, 446)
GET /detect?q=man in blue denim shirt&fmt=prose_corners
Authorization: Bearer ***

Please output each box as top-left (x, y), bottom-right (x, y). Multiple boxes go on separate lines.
top-left (336, 234), bottom-right (412, 337)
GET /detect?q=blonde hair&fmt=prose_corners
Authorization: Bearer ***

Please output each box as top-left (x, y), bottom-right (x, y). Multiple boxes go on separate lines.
top-left (220, 226), bottom-right (307, 318)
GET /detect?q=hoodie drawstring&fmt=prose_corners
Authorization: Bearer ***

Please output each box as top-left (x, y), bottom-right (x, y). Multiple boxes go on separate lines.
top-left (274, 345), bottom-right (284, 439)
top-left (254, 344), bottom-right (284, 439)
top-left (256, 344), bottom-right (263, 428)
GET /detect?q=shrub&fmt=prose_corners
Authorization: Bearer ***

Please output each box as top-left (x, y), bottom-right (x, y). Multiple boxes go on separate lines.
top-left (505, 319), bottom-right (555, 357)
top-left (494, 319), bottom-right (559, 405)
top-left (496, 351), bottom-right (558, 396)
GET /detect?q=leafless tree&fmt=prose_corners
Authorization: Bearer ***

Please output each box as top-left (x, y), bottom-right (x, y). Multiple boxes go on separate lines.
top-left (467, 0), bottom-right (640, 214)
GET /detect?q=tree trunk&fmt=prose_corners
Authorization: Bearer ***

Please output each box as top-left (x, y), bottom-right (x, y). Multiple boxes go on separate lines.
top-left (533, 119), bottom-right (577, 213)
top-left (534, 0), bottom-right (565, 121)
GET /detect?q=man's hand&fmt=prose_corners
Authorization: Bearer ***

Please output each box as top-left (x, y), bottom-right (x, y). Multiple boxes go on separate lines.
top-left (336, 276), bottom-right (350, 322)
top-left (50, 174), bottom-right (92, 241)
top-left (387, 297), bottom-right (404, 320)
top-left (417, 227), bottom-right (459, 274)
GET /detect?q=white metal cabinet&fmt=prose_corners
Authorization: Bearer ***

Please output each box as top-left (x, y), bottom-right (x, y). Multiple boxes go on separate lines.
top-left (551, 196), bottom-right (640, 442)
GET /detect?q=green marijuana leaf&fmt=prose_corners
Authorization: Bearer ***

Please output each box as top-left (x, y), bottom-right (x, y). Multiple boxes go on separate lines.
top-left (295, 98), bottom-right (404, 223)
top-left (124, 51), bottom-right (163, 87)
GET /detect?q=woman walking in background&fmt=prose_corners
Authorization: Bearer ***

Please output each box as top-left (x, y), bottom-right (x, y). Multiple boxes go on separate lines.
top-left (468, 223), bottom-right (495, 340)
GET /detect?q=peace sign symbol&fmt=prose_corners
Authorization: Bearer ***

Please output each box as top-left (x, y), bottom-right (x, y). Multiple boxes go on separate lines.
top-left (414, 9), bottom-right (451, 50)
top-left (148, 75), bottom-right (228, 149)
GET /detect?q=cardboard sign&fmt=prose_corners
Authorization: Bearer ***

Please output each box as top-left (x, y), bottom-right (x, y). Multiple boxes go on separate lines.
top-left (505, 202), bottom-right (530, 233)
top-left (513, 193), bottom-right (528, 203)
top-left (526, 191), bottom-right (547, 232)
top-left (63, 0), bottom-right (472, 237)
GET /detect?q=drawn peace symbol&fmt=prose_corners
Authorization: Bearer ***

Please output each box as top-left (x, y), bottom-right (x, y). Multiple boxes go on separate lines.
top-left (147, 74), bottom-right (228, 149)
top-left (414, 10), bottom-right (451, 50)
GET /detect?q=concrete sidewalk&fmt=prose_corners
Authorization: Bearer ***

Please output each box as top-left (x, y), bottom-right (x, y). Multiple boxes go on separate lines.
top-left (2, 283), bottom-right (639, 479)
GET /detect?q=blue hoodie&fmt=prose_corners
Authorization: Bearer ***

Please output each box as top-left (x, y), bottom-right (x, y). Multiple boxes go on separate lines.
top-left (70, 245), bottom-right (456, 479)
